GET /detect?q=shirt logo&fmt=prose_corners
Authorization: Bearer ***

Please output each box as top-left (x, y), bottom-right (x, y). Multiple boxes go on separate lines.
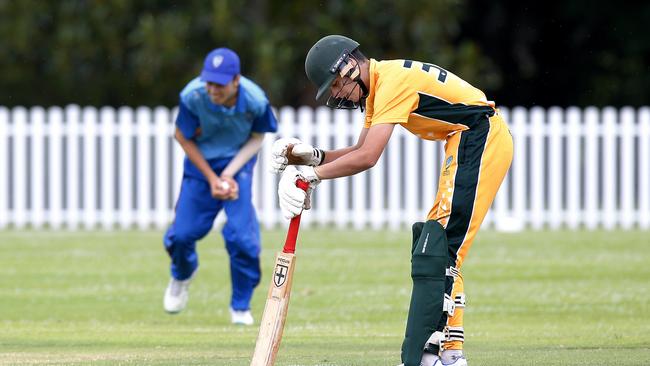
top-left (445, 156), bottom-right (453, 169)
top-left (212, 55), bottom-right (224, 68)
top-left (443, 156), bottom-right (453, 176)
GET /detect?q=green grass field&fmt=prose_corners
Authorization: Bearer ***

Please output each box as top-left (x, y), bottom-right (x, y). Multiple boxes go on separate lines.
top-left (1, 228), bottom-right (649, 365)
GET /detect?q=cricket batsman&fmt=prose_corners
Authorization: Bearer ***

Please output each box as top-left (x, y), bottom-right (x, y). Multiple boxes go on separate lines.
top-left (270, 35), bottom-right (513, 365)
top-left (163, 47), bottom-right (277, 325)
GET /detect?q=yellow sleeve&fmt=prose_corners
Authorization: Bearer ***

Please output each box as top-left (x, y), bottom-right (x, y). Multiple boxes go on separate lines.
top-left (367, 73), bottom-right (418, 127)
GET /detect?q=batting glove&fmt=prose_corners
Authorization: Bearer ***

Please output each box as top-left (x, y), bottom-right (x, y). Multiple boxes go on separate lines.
top-left (270, 137), bottom-right (325, 173)
top-left (278, 166), bottom-right (320, 220)
top-left (291, 143), bottom-right (326, 168)
top-left (270, 137), bottom-right (302, 173)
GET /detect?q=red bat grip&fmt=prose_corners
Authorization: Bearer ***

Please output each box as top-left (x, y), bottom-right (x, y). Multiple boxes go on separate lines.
top-left (282, 179), bottom-right (310, 254)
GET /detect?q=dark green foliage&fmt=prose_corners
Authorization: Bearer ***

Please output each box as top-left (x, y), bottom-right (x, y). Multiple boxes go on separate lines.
top-left (0, 0), bottom-right (646, 107)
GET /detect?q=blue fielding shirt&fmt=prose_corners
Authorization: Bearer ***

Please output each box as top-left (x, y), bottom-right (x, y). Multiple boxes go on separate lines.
top-left (176, 76), bottom-right (278, 161)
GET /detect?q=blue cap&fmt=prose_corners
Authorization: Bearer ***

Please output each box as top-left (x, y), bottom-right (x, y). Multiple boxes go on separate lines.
top-left (200, 48), bottom-right (240, 85)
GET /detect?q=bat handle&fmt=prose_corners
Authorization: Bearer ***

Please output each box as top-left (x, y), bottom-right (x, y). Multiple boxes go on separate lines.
top-left (283, 179), bottom-right (310, 254)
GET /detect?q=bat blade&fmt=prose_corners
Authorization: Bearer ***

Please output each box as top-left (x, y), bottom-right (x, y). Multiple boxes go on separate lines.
top-left (250, 252), bottom-right (297, 366)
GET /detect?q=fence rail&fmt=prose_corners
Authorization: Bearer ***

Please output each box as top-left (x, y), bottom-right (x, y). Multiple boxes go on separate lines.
top-left (0, 105), bottom-right (649, 231)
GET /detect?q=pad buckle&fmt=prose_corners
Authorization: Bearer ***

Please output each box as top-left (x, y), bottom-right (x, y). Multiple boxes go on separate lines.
top-left (443, 293), bottom-right (455, 316)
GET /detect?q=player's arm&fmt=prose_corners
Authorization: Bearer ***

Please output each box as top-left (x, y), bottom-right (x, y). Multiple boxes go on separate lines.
top-left (271, 127), bottom-right (369, 172)
top-left (174, 128), bottom-right (229, 199)
top-left (319, 127), bottom-right (369, 164)
top-left (276, 123), bottom-right (393, 219)
top-left (314, 123), bottom-right (394, 179)
top-left (174, 100), bottom-right (230, 199)
top-left (220, 132), bottom-right (265, 194)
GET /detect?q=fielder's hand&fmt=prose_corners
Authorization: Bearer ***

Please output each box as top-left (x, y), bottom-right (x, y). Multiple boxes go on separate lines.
top-left (278, 165), bottom-right (320, 220)
top-left (209, 176), bottom-right (238, 200)
top-left (270, 137), bottom-right (325, 173)
top-left (220, 175), bottom-right (239, 200)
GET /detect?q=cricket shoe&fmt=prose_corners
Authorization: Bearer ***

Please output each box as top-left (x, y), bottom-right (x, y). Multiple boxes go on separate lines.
top-left (230, 308), bottom-right (254, 325)
top-left (440, 352), bottom-right (467, 366)
top-left (163, 275), bottom-right (193, 313)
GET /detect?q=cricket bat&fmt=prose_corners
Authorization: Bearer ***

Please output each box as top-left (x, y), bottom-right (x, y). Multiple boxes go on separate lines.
top-left (250, 179), bottom-right (310, 366)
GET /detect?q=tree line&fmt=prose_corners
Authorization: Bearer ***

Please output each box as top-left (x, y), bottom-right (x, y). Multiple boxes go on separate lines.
top-left (0, 0), bottom-right (646, 108)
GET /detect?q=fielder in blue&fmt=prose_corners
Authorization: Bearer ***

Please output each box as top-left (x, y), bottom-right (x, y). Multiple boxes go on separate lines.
top-left (163, 47), bottom-right (277, 325)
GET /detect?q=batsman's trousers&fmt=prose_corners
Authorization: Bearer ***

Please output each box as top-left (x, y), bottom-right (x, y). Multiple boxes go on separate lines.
top-left (427, 112), bottom-right (514, 350)
top-left (164, 157), bottom-right (261, 311)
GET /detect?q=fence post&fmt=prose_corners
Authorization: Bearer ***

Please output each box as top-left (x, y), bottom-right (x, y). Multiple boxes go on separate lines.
top-left (136, 107), bottom-right (152, 229)
top-left (82, 107), bottom-right (98, 229)
top-left (99, 107), bottom-right (116, 229)
top-left (565, 107), bottom-right (581, 229)
top-left (530, 107), bottom-right (546, 229)
top-left (602, 107), bottom-right (617, 230)
top-left (13, 107), bottom-right (28, 228)
top-left (492, 107), bottom-right (511, 231)
top-left (547, 107), bottom-right (563, 229)
top-left (511, 107), bottom-right (528, 228)
top-left (49, 107), bottom-right (64, 229)
top-left (258, 123), bottom-right (276, 230)
top-left (118, 107), bottom-right (134, 229)
top-left (30, 107), bottom-right (46, 228)
top-left (64, 105), bottom-right (81, 229)
top-left (154, 107), bottom-right (171, 230)
top-left (620, 107), bottom-right (635, 229)
top-left (640, 107), bottom-right (650, 229)
top-left (584, 107), bottom-right (600, 229)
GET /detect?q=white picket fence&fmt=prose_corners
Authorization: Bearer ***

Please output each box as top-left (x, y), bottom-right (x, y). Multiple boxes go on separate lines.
top-left (0, 105), bottom-right (649, 231)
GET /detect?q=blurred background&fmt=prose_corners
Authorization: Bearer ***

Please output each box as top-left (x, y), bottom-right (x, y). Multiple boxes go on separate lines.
top-left (1, 0), bottom-right (648, 108)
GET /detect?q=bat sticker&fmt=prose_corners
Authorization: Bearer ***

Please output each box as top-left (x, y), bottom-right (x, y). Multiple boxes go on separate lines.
top-left (273, 263), bottom-right (289, 287)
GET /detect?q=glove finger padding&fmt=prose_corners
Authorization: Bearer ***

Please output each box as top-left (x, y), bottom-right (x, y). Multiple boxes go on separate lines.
top-left (270, 154), bottom-right (288, 173)
top-left (278, 166), bottom-right (307, 219)
top-left (270, 137), bottom-right (302, 173)
top-left (303, 186), bottom-right (314, 210)
top-left (296, 166), bottom-right (320, 210)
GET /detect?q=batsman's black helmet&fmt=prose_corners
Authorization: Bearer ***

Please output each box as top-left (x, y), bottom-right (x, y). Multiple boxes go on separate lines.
top-left (305, 35), bottom-right (360, 100)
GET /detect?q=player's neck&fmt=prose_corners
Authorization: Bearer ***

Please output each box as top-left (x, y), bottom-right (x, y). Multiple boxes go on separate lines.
top-left (222, 91), bottom-right (238, 108)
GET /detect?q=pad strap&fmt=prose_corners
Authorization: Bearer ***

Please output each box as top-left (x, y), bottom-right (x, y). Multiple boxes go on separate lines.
top-left (445, 266), bottom-right (460, 278)
top-left (444, 326), bottom-right (465, 343)
top-left (443, 293), bottom-right (455, 316)
top-left (454, 293), bottom-right (466, 308)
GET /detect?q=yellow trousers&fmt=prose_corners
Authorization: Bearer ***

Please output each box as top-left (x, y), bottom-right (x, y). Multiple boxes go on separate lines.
top-left (427, 112), bottom-right (514, 350)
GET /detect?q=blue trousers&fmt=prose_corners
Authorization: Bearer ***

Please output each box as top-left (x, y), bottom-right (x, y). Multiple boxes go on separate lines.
top-left (164, 158), bottom-right (261, 311)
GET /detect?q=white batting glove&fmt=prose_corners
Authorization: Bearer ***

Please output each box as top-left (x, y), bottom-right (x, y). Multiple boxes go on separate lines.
top-left (270, 137), bottom-right (325, 173)
top-left (291, 143), bottom-right (326, 167)
top-left (270, 137), bottom-right (301, 173)
top-left (278, 166), bottom-right (320, 220)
